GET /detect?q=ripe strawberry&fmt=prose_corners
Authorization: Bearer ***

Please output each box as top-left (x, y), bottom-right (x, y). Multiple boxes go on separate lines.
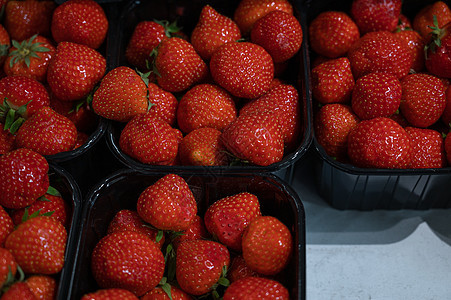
top-left (308, 11), bottom-right (360, 58)
top-left (107, 209), bottom-right (165, 248)
top-left (0, 247), bottom-right (17, 287)
top-left (393, 29), bottom-right (425, 73)
top-left (91, 230), bottom-right (165, 296)
top-left (221, 111), bottom-right (284, 166)
top-left (424, 17), bottom-right (451, 78)
top-left (0, 128), bottom-right (15, 155)
top-left (0, 25), bottom-right (11, 68)
top-left (233, 0), bottom-right (293, 36)
top-left (3, 0), bottom-right (56, 42)
top-left (0, 206), bottom-right (14, 246)
top-left (137, 174), bottom-right (197, 232)
top-left (314, 103), bottom-right (360, 160)
top-left (350, 0), bottom-right (402, 34)
top-left (153, 37), bottom-right (208, 93)
top-left (25, 275), bottom-right (56, 300)
top-left (347, 31), bottom-right (413, 79)
top-left (171, 215), bottom-right (209, 249)
top-left (210, 41), bottom-right (274, 99)
top-left (119, 112), bottom-right (181, 165)
top-left (4, 35), bottom-right (55, 82)
top-left (15, 106), bottom-right (78, 155)
top-left (250, 10), bottom-right (302, 63)
top-left (223, 276), bottom-right (290, 300)
top-left (405, 127), bottom-right (446, 169)
top-left (412, 1), bottom-right (451, 41)
top-left (441, 85), bottom-right (451, 126)
top-left (311, 57), bottom-right (355, 104)
top-left (396, 14), bottom-right (413, 32)
top-left (241, 216), bottom-right (292, 275)
top-left (81, 288), bottom-right (139, 300)
top-left (5, 215), bottom-right (67, 274)
top-left (73, 132), bottom-right (89, 149)
top-left (351, 72), bottom-right (402, 120)
top-left (141, 285), bottom-right (192, 300)
top-left (177, 83), bottom-right (237, 134)
top-left (0, 281), bottom-right (37, 299)
top-left (176, 239), bottom-right (230, 296)
top-left (51, 0), bottom-right (109, 50)
top-left (204, 192), bottom-right (261, 251)
top-left (46, 41), bottom-right (106, 102)
top-left (347, 117), bottom-right (412, 169)
top-left (147, 82), bottom-right (178, 126)
top-left (0, 148), bottom-right (49, 209)
top-left (399, 73), bottom-right (447, 128)
top-left (92, 66), bottom-right (148, 122)
top-left (228, 255), bottom-right (260, 283)
top-left (191, 5), bottom-right (241, 60)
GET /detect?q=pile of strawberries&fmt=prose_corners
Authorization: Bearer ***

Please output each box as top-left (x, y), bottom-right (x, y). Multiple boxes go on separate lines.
top-left (311, 0), bottom-right (451, 169)
top-left (81, 173), bottom-right (295, 299)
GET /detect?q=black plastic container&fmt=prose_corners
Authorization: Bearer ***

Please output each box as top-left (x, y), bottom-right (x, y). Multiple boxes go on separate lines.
top-left (304, 0), bottom-right (451, 210)
top-left (69, 169), bottom-right (306, 299)
top-left (104, 0), bottom-right (312, 184)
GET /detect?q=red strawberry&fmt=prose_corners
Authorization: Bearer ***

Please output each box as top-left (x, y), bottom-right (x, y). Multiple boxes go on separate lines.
top-left (90, 230), bottom-right (165, 296)
top-left (137, 174), bottom-right (197, 232)
top-left (314, 103), bottom-right (360, 160)
top-left (4, 0), bottom-right (56, 42)
top-left (147, 82), bottom-right (178, 126)
top-left (177, 83), bottom-right (237, 134)
top-left (210, 41), bottom-right (274, 99)
top-left (0, 25), bottom-right (10, 68)
top-left (0, 206), bottom-right (14, 246)
top-left (92, 66), bottom-right (148, 122)
top-left (399, 73), bottom-right (447, 128)
top-left (119, 112), bottom-right (181, 165)
top-left (141, 285), bottom-right (192, 300)
top-left (412, 1), bottom-right (451, 41)
top-left (347, 117), bottom-right (412, 169)
top-left (25, 275), bottom-right (56, 300)
top-left (350, 0), bottom-right (402, 34)
top-left (405, 127), bottom-right (446, 169)
top-left (0, 148), bottom-right (49, 209)
top-left (153, 37), bottom-right (208, 93)
top-left (73, 132), bottom-right (89, 149)
top-left (228, 255), bottom-right (261, 283)
top-left (5, 215), bottom-right (67, 274)
top-left (46, 41), bottom-right (106, 102)
top-left (250, 10), bottom-right (303, 63)
top-left (393, 29), bottom-right (425, 73)
top-left (441, 85), bottom-right (451, 126)
top-left (311, 57), bottom-right (355, 104)
top-left (15, 106), bottom-right (77, 155)
top-left (191, 5), bottom-right (242, 60)
top-left (0, 281), bottom-right (37, 299)
top-left (351, 72), bottom-right (402, 120)
top-left (51, 0), bottom-right (109, 49)
top-left (171, 215), bottom-right (209, 249)
top-left (221, 111), bottom-right (284, 166)
top-left (0, 128), bottom-right (15, 155)
top-left (233, 0), bottom-right (293, 36)
top-left (0, 247), bottom-right (17, 287)
top-left (424, 17), bottom-right (451, 78)
top-left (308, 11), bottom-right (360, 58)
top-left (176, 239), bottom-right (230, 296)
top-left (204, 192), bottom-right (261, 251)
top-left (223, 276), bottom-right (290, 300)
top-left (396, 14), bottom-right (413, 32)
top-left (4, 35), bottom-right (55, 82)
top-left (241, 216), bottom-right (292, 276)
top-left (81, 288), bottom-right (139, 300)
top-left (347, 31), bottom-right (413, 79)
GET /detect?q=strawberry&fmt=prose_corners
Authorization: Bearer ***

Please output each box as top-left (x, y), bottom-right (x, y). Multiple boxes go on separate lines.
top-left (176, 83), bottom-right (237, 134)
top-left (0, 206), bottom-right (14, 246)
top-left (46, 41), bottom-right (106, 102)
top-left (221, 111), bottom-right (284, 166)
top-left (241, 216), bottom-right (292, 276)
top-left (178, 127), bottom-right (229, 166)
top-left (51, 0), bottom-right (109, 50)
top-left (119, 112), bottom-right (181, 165)
top-left (412, 1), bottom-right (451, 41)
top-left (0, 128), bottom-right (15, 155)
top-left (308, 11), bottom-right (360, 58)
top-left (0, 281), bottom-right (37, 299)
top-left (25, 275), bottom-right (56, 300)
top-left (424, 17), bottom-right (451, 78)
top-left (441, 85), bottom-right (451, 126)
top-left (311, 57), bottom-right (355, 104)
top-left (204, 192), bottom-right (261, 252)
top-left (228, 255), bottom-right (260, 283)
top-left (223, 276), bottom-right (290, 300)
top-left (191, 5), bottom-right (242, 60)
top-left (399, 73), bottom-right (447, 128)
top-left (0, 148), bottom-right (49, 209)
top-left (210, 41), bottom-right (274, 99)
top-left (396, 14), bottom-right (412, 32)
top-left (153, 37), bottom-right (208, 93)
top-left (347, 117), bottom-right (412, 169)
top-left (350, 0), bottom-right (402, 34)
top-left (141, 285), bottom-right (192, 300)
top-left (4, 35), bottom-right (55, 82)
top-left (0, 25), bottom-right (11, 68)
top-left (73, 132), bottom-right (89, 149)
top-left (393, 29), bottom-right (425, 73)
top-left (137, 174), bottom-right (197, 232)
top-left (314, 103), bottom-right (360, 160)
top-left (171, 215), bottom-right (209, 249)
top-left (92, 66), bottom-right (148, 122)
top-left (233, 0), bottom-right (293, 36)
top-left (176, 239), bottom-right (230, 296)
top-left (147, 82), bottom-right (178, 126)
top-left (5, 215), bottom-right (67, 274)
top-left (81, 288), bottom-right (139, 300)
top-left (250, 10), bottom-right (303, 63)
top-left (0, 247), bottom-right (17, 287)
top-left (90, 230), bottom-right (165, 296)
top-left (351, 72), bottom-right (402, 120)
top-left (15, 106), bottom-right (78, 156)
top-left (405, 127), bottom-right (446, 169)
top-left (347, 31), bottom-right (413, 79)
top-left (3, 0), bottom-right (56, 42)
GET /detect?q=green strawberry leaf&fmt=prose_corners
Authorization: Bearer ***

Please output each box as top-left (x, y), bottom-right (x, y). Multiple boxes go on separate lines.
top-left (46, 186), bottom-right (61, 197)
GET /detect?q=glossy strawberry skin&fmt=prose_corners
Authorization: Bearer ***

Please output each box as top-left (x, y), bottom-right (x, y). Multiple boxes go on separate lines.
top-left (141, 285), bottom-right (192, 300)
top-left (405, 127), bottom-right (446, 169)
top-left (413, 1), bottom-right (451, 41)
top-left (81, 288), bottom-right (139, 300)
top-left (0, 281), bottom-right (37, 299)
top-left (0, 206), bottom-right (14, 246)
top-left (0, 247), bottom-right (17, 286)
top-left (171, 215), bottom-right (209, 250)
top-left (223, 276), bottom-right (290, 300)
top-left (25, 275), bottom-right (57, 300)
top-left (0, 128), bottom-right (15, 155)
top-left (0, 24), bottom-right (11, 67)
top-left (228, 255), bottom-right (260, 283)
top-left (425, 22), bottom-right (451, 78)
top-left (350, 0), bottom-right (402, 34)
top-left (394, 30), bottom-right (425, 73)
top-left (147, 82), bottom-right (178, 126)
